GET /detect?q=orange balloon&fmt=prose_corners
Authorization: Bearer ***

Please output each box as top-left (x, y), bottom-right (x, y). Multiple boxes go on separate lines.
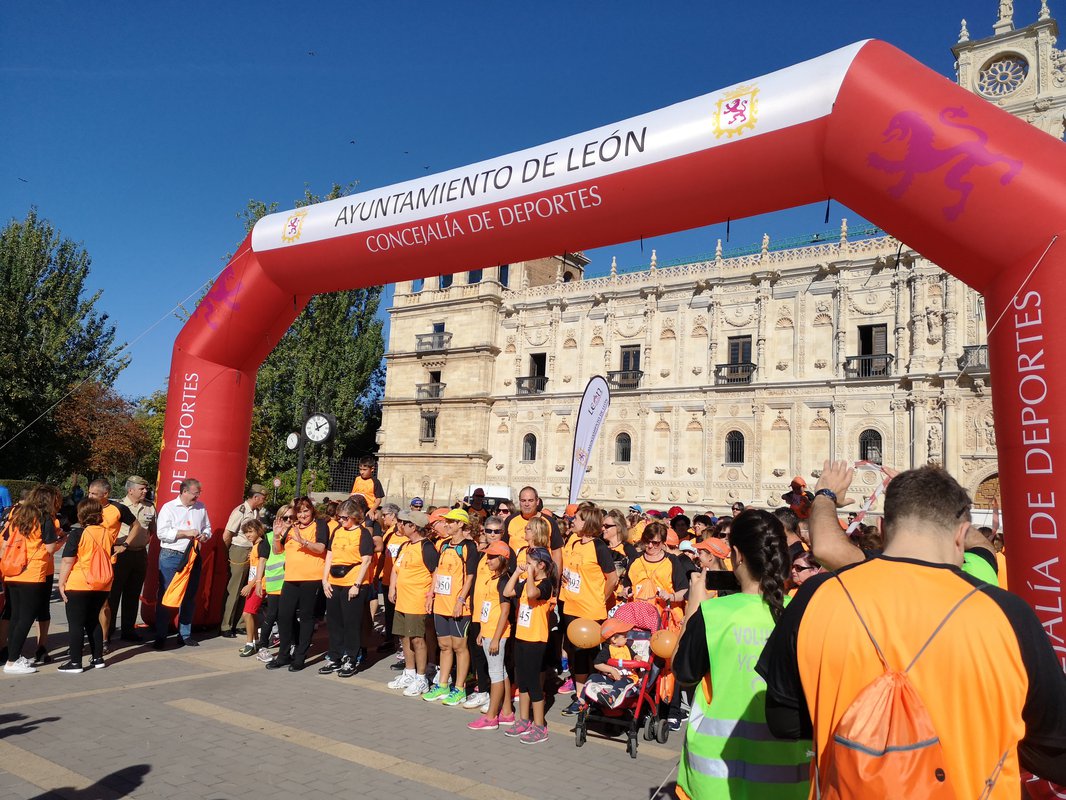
top-left (566, 618), bottom-right (601, 650)
top-left (650, 629), bottom-right (678, 659)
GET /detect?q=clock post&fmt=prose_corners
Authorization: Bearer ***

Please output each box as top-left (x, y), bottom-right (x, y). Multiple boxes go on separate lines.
top-left (292, 410), bottom-right (336, 497)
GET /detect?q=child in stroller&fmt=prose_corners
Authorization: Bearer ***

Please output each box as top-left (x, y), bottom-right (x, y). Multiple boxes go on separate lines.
top-left (583, 617), bottom-right (640, 709)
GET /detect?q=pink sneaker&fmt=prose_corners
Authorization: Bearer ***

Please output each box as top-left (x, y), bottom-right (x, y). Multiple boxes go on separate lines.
top-left (498, 711), bottom-right (515, 725)
top-left (467, 715), bottom-right (499, 731)
top-left (559, 678), bottom-right (575, 694)
top-left (503, 718), bottom-right (533, 738)
top-left (519, 723), bottom-right (549, 745)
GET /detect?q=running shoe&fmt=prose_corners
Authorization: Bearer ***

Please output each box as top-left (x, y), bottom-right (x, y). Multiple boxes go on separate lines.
top-left (503, 718), bottom-right (532, 738)
top-left (498, 712), bottom-right (515, 725)
top-left (4, 657), bottom-right (37, 675)
top-left (33, 647), bottom-right (52, 666)
top-left (559, 699), bottom-right (586, 717)
top-left (238, 644), bottom-right (257, 658)
top-left (519, 724), bottom-right (549, 745)
top-left (441, 688), bottom-right (467, 707)
top-left (462, 691), bottom-right (489, 709)
top-left (337, 657), bottom-right (357, 678)
top-left (403, 676), bottom-right (430, 697)
top-left (668, 717), bottom-right (683, 731)
top-left (422, 684), bottom-right (450, 702)
top-left (558, 677), bottom-right (575, 694)
top-left (318, 660), bottom-right (339, 675)
top-left (387, 672), bottom-right (414, 690)
top-left (255, 648), bottom-right (274, 663)
top-left (88, 657), bottom-right (106, 669)
top-left (467, 715), bottom-right (499, 731)
top-left (480, 701), bottom-right (491, 714)
top-left (57, 661), bottom-right (84, 674)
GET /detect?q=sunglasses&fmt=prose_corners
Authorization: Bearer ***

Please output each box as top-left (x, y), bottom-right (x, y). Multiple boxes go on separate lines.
top-left (485, 528), bottom-right (502, 534)
top-left (337, 515), bottom-right (351, 521)
top-left (281, 515), bottom-right (295, 521)
top-left (645, 540), bottom-right (664, 547)
top-left (602, 523), bottom-right (618, 529)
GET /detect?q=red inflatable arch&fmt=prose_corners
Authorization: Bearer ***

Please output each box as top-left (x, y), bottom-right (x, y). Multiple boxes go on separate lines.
top-left (158, 40), bottom-right (1066, 670)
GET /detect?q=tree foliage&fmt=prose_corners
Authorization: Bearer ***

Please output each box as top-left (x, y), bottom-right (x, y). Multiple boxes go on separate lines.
top-left (237, 184), bottom-right (385, 487)
top-left (54, 381), bottom-right (149, 478)
top-left (0, 210), bottom-right (128, 480)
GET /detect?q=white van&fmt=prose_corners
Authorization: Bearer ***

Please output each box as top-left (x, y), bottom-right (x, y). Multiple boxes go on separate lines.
top-left (463, 484), bottom-right (512, 514)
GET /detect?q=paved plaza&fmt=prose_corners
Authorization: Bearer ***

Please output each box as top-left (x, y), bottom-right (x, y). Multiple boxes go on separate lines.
top-left (0, 603), bottom-right (682, 800)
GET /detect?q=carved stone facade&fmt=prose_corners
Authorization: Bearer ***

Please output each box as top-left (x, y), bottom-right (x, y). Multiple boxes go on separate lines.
top-left (378, 3), bottom-right (1061, 509)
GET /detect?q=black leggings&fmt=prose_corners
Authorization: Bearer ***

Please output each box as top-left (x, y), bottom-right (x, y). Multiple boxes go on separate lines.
top-left (325, 585), bottom-right (367, 661)
top-left (514, 639), bottom-right (547, 703)
top-left (468, 621), bottom-right (491, 693)
top-left (257, 594), bottom-right (281, 649)
top-left (278, 581), bottom-right (318, 662)
top-left (5, 581), bottom-right (48, 660)
top-left (65, 590), bottom-right (108, 664)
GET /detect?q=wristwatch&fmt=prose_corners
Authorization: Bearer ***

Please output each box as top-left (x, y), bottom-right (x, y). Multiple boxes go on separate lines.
top-left (814, 488), bottom-right (837, 503)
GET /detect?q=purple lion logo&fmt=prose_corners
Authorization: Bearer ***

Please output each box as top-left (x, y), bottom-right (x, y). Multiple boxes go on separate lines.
top-left (197, 265), bottom-right (241, 330)
top-left (867, 106), bottom-right (1022, 221)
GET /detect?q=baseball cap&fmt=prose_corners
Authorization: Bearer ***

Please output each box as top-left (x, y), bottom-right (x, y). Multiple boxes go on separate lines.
top-left (126, 475), bottom-right (149, 486)
top-left (668, 505), bottom-right (684, 518)
top-left (526, 546), bottom-right (553, 565)
top-left (646, 509), bottom-right (663, 518)
top-left (600, 618), bottom-right (634, 641)
top-left (665, 530), bottom-right (680, 547)
top-left (250, 484), bottom-right (267, 496)
top-left (696, 538), bottom-right (731, 559)
top-left (678, 540), bottom-right (696, 554)
top-left (628, 504), bottom-right (643, 513)
top-left (791, 476), bottom-right (806, 488)
top-left (398, 509), bottom-right (429, 528)
top-left (564, 503), bottom-right (579, 517)
top-left (484, 541), bottom-right (511, 558)
top-left (443, 508), bottom-right (470, 525)
top-left (428, 507), bottom-right (448, 524)
top-left (410, 497), bottom-right (424, 508)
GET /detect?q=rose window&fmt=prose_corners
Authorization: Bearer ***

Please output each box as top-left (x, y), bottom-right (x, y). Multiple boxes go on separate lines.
top-left (977, 56), bottom-right (1029, 97)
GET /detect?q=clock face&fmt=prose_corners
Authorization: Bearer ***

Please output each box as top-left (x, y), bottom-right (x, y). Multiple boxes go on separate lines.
top-left (286, 432), bottom-right (300, 451)
top-left (304, 413), bottom-right (332, 443)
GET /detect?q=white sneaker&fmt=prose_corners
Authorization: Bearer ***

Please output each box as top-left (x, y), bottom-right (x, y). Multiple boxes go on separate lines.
top-left (4, 657), bottom-right (37, 675)
top-left (429, 665), bottom-right (440, 685)
top-left (394, 650), bottom-right (406, 661)
top-left (463, 691), bottom-right (488, 709)
top-left (480, 701), bottom-right (491, 714)
top-left (387, 673), bottom-right (414, 690)
top-left (403, 676), bottom-right (430, 697)
top-left (255, 648), bottom-right (273, 664)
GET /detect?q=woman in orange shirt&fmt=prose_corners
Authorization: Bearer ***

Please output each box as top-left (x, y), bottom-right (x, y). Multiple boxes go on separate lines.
top-left (56, 498), bottom-right (114, 673)
top-left (559, 505), bottom-right (618, 716)
top-left (503, 546), bottom-right (556, 745)
top-left (265, 496), bottom-right (328, 672)
top-left (320, 499), bottom-right (374, 678)
top-left (2, 486), bottom-right (61, 675)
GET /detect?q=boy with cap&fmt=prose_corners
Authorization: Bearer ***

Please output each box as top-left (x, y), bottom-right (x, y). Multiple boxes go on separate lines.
top-left (387, 508), bottom-right (438, 696)
top-left (582, 618), bottom-right (639, 709)
top-left (781, 476), bottom-right (814, 520)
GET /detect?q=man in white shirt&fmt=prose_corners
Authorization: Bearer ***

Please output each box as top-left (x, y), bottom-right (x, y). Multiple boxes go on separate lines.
top-left (154, 479), bottom-right (212, 649)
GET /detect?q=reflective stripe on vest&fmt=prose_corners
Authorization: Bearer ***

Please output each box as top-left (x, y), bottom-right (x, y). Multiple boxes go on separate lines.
top-left (677, 593), bottom-right (810, 800)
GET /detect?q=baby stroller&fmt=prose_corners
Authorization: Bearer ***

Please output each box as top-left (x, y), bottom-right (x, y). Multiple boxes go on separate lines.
top-left (573, 600), bottom-right (672, 758)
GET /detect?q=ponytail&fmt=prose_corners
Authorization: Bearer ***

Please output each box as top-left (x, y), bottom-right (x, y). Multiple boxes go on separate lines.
top-left (728, 509), bottom-right (790, 623)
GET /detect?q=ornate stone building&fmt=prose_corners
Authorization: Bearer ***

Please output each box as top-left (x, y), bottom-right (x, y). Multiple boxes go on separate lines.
top-left (377, 2), bottom-right (1066, 511)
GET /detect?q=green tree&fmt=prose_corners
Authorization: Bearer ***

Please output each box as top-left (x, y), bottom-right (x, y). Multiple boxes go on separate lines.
top-left (237, 184), bottom-right (385, 488)
top-left (133, 388), bottom-right (167, 484)
top-left (0, 209), bottom-right (127, 480)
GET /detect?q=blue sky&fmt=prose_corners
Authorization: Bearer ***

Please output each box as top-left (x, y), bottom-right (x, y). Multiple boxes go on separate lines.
top-left (2, 0), bottom-right (1015, 398)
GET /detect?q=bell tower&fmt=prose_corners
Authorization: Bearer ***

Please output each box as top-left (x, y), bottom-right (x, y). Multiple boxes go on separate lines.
top-left (953, 1), bottom-right (1066, 139)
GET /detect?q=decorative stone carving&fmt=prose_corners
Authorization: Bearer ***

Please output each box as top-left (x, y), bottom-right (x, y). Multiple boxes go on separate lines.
top-left (727, 468), bottom-right (739, 481)
top-left (590, 335), bottom-right (604, 346)
top-left (654, 466), bottom-right (665, 474)
top-left (687, 467), bottom-right (698, 475)
top-left (771, 413), bottom-right (790, 431)
top-left (776, 361), bottom-right (789, 371)
top-left (863, 400), bottom-right (875, 413)
top-left (660, 369), bottom-right (671, 378)
top-left (927, 423), bottom-right (943, 464)
top-left (503, 378), bottom-right (512, 386)
top-left (495, 463), bottom-right (504, 470)
top-left (812, 314), bottom-right (833, 327)
top-left (497, 422), bottom-right (509, 433)
top-left (554, 464), bottom-right (565, 472)
top-left (772, 468), bottom-right (785, 477)
top-left (814, 359), bottom-right (828, 369)
top-left (810, 411), bottom-right (830, 430)
top-left (563, 337), bottom-right (577, 349)
top-left (725, 308), bottom-right (756, 327)
top-left (562, 375), bottom-right (572, 383)
top-left (691, 325), bottom-right (708, 337)
top-left (692, 366), bottom-right (703, 375)
top-left (649, 487), bottom-right (661, 501)
top-left (849, 294), bottom-right (893, 315)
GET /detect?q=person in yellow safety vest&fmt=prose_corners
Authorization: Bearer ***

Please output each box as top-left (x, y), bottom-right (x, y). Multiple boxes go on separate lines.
top-left (672, 509), bottom-right (811, 800)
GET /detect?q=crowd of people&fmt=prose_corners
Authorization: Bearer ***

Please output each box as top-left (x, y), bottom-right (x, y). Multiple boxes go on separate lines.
top-left (1, 456), bottom-right (1064, 797)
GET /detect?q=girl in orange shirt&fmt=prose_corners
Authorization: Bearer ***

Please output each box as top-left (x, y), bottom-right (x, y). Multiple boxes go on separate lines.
top-left (503, 546), bottom-right (556, 745)
top-left (2, 487), bottom-right (61, 675)
top-left (265, 496), bottom-right (328, 672)
top-left (56, 499), bottom-right (114, 673)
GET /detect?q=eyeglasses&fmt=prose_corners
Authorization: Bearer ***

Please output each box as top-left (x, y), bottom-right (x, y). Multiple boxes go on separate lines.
top-left (485, 528), bottom-right (502, 535)
top-left (645, 540), bottom-right (664, 547)
top-left (602, 523), bottom-right (618, 529)
top-left (337, 515), bottom-right (351, 521)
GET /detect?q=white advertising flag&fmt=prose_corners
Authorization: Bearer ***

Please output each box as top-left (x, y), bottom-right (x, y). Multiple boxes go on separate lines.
top-left (570, 376), bottom-right (611, 504)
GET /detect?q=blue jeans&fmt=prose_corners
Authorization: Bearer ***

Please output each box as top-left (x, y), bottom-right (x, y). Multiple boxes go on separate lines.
top-left (156, 548), bottom-right (202, 639)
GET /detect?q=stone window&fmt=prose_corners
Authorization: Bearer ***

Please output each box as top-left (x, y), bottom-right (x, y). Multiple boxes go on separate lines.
top-left (725, 430), bottom-right (745, 465)
top-left (420, 411), bottom-right (438, 442)
top-left (468, 269), bottom-right (483, 284)
top-left (859, 429), bottom-right (883, 464)
top-left (522, 433), bottom-right (538, 462)
top-left (439, 274), bottom-right (454, 289)
top-left (615, 433), bottom-right (632, 463)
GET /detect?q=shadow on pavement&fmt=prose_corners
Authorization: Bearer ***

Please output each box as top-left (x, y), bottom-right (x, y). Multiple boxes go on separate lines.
top-left (0, 713), bottom-right (61, 739)
top-left (28, 763), bottom-right (151, 800)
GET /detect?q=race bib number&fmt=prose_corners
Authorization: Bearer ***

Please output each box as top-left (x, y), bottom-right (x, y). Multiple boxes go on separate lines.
top-left (480, 600), bottom-right (492, 623)
top-left (248, 566), bottom-right (258, 581)
top-left (517, 603), bottom-right (532, 628)
top-left (565, 569), bottom-right (582, 594)
top-left (434, 574), bottom-right (452, 595)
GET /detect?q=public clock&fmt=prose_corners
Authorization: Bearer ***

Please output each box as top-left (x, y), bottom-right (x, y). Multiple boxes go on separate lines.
top-left (286, 432), bottom-right (300, 451)
top-left (303, 412), bottom-right (335, 443)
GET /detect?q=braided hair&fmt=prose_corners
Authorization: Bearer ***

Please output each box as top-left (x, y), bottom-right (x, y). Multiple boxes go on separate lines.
top-left (728, 509), bottom-right (790, 623)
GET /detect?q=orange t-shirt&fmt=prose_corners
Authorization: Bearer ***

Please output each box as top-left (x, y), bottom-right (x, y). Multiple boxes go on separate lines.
top-left (327, 524), bottom-right (373, 587)
top-left (432, 541), bottom-right (473, 617)
top-left (3, 518), bottom-right (57, 584)
top-left (514, 578), bottom-right (555, 643)
top-left (65, 524), bottom-right (114, 592)
top-left (473, 559), bottom-right (511, 638)
top-left (394, 538), bottom-right (439, 616)
top-left (283, 520), bottom-right (328, 582)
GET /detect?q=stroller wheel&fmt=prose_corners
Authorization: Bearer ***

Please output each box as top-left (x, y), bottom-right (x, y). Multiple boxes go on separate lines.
top-left (575, 723), bottom-right (587, 747)
top-left (643, 716), bottom-right (655, 741)
top-left (655, 718), bottom-right (670, 744)
top-left (626, 732), bottom-right (638, 758)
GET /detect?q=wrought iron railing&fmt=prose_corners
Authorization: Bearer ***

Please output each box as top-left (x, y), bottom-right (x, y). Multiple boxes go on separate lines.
top-left (844, 354), bottom-right (894, 378)
top-left (516, 375), bottom-right (549, 395)
top-left (415, 332), bottom-right (452, 352)
top-left (714, 362), bottom-right (757, 385)
top-left (607, 370), bottom-right (644, 390)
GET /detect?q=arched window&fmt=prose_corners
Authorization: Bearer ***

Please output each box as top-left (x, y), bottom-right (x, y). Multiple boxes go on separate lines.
top-left (859, 429), bottom-right (883, 464)
top-left (615, 432), bottom-right (632, 463)
top-left (468, 269), bottom-right (483, 284)
top-left (439, 274), bottom-right (453, 289)
top-left (522, 433), bottom-right (537, 462)
top-left (725, 430), bottom-right (745, 465)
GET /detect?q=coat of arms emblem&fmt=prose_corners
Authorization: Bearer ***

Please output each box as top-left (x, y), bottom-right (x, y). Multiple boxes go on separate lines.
top-left (713, 84), bottom-right (759, 138)
top-left (281, 210), bottom-right (308, 243)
